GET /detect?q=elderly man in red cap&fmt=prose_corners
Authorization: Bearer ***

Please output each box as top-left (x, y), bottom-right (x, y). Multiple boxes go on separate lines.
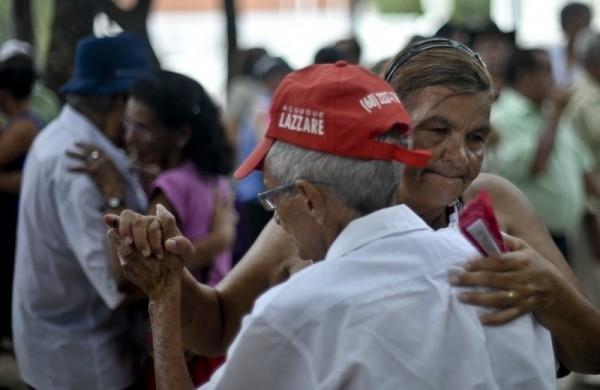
top-left (108, 62), bottom-right (555, 389)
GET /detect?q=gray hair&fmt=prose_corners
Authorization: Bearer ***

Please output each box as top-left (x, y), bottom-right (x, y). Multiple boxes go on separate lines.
top-left (265, 131), bottom-right (407, 216)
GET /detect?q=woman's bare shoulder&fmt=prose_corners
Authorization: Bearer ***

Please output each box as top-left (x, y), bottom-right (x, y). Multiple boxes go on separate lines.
top-left (466, 173), bottom-right (533, 207)
top-left (465, 173), bottom-right (542, 234)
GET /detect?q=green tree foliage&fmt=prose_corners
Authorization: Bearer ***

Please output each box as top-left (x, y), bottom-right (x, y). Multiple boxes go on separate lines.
top-left (451, 0), bottom-right (490, 25)
top-left (0, 1), bottom-right (11, 44)
top-left (32, 0), bottom-right (54, 69)
top-left (374, 0), bottom-right (423, 14)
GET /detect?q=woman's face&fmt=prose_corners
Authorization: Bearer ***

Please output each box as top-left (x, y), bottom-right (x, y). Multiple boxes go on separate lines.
top-left (124, 98), bottom-right (177, 167)
top-left (401, 86), bottom-right (492, 213)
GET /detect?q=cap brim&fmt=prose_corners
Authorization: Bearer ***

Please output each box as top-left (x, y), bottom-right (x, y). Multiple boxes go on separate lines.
top-left (392, 147), bottom-right (431, 168)
top-left (234, 137), bottom-right (274, 179)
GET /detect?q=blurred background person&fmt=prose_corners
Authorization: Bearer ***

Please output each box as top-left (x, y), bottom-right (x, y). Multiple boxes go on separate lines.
top-left (469, 19), bottom-right (516, 97)
top-left (12, 33), bottom-right (152, 390)
top-left (223, 47), bottom-right (267, 148)
top-left (334, 36), bottom-right (362, 64)
top-left (313, 45), bottom-right (343, 64)
top-left (565, 31), bottom-right (600, 387)
top-left (231, 54), bottom-right (291, 265)
top-left (0, 40), bottom-right (59, 126)
top-left (0, 41), bottom-right (45, 354)
top-left (434, 21), bottom-right (470, 45)
top-left (70, 69), bottom-right (237, 388)
top-left (549, 2), bottom-right (592, 87)
top-left (490, 48), bottom-right (600, 262)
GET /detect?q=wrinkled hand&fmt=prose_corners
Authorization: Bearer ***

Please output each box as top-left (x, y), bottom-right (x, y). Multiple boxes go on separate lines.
top-left (67, 142), bottom-right (124, 199)
top-left (450, 233), bottom-right (568, 325)
top-left (105, 205), bottom-right (196, 299)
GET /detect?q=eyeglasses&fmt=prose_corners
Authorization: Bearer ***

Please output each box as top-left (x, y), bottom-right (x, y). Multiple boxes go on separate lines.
top-left (122, 119), bottom-right (167, 140)
top-left (383, 38), bottom-right (486, 83)
top-left (257, 180), bottom-right (334, 212)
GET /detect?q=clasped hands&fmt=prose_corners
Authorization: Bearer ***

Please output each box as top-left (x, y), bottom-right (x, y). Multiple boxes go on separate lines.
top-left (105, 204), bottom-right (194, 301)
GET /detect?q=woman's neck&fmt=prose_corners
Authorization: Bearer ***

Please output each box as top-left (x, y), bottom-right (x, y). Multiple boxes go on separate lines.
top-left (413, 204), bottom-right (449, 230)
top-left (163, 152), bottom-right (183, 171)
top-left (395, 186), bottom-right (450, 229)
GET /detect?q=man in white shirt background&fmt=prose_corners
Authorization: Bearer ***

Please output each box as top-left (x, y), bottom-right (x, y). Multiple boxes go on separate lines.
top-left (109, 62), bottom-right (556, 389)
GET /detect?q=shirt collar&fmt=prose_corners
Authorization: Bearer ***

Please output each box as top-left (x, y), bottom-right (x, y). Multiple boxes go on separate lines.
top-left (324, 204), bottom-right (432, 261)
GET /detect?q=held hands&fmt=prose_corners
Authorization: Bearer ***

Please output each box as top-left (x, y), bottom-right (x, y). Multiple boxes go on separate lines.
top-left (450, 233), bottom-right (568, 325)
top-left (105, 205), bottom-right (195, 300)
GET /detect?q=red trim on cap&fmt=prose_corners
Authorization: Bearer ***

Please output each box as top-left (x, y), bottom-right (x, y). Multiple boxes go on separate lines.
top-left (233, 137), bottom-right (274, 179)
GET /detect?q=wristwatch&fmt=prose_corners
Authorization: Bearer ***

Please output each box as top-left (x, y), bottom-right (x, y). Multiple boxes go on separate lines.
top-left (102, 196), bottom-right (125, 211)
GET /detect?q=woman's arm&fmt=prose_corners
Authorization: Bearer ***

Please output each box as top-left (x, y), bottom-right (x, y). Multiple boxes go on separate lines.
top-left (458, 173), bottom-right (600, 373)
top-left (166, 217), bottom-right (302, 355)
top-left (0, 119), bottom-right (38, 167)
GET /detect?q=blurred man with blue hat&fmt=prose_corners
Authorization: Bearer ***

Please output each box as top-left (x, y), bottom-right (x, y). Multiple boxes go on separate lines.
top-left (12, 32), bottom-right (152, 390)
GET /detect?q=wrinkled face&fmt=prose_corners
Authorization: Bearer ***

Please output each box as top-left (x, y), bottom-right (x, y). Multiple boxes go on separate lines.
top-left (401, 86), bottom-right (491, 212)
top-left (263, 163), bottom-right (329, 260)
top-left (124, 98), bottom-right (177, 167)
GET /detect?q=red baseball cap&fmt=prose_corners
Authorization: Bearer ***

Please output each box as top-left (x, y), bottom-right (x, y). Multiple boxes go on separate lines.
top-left (234, 61), bottom-right (430, 179)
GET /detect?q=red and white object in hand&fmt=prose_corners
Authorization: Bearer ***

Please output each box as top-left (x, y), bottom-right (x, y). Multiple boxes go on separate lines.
top-left (458, 191), bottom-right (506, 256)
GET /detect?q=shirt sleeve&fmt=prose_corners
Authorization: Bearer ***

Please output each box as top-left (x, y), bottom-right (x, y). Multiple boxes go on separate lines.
top-left (55, 168), bottom-right (125, 309)
top-left (150, 170), bottom-right (188, 223)
top-left (199, 315), bottom-right (317, 390)
top-left (569, 125), bottom-right (596, 173)
top-left (572, 97), bottom-right (600, 161)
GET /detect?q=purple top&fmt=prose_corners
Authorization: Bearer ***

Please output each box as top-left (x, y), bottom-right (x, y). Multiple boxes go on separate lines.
top-left (151, 162), bottom-right (232, 287)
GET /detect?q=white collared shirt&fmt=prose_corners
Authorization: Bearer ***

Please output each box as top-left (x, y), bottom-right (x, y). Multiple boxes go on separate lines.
top-left (12, 105), bottom-right (147, 390)
top-left (201, 205), bottom-right (555, 390)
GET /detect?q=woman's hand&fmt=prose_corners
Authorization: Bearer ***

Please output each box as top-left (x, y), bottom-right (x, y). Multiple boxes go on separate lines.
top-left (67, 142), bottom-right (124, 199)
top-left (450, 233), bottom-right (570, 325)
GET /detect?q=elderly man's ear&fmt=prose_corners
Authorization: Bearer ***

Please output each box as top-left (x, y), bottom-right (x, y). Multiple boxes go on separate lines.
top-left (295, 180), bottom-right (329, 225)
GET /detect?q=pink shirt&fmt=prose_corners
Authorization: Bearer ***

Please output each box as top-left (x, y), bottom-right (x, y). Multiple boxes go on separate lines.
top-left (151, 162), bottom-right (232, 286)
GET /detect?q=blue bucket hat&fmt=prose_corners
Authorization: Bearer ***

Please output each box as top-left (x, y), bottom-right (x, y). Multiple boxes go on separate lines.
top-left (61, 32), bottom-right (152, 95)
